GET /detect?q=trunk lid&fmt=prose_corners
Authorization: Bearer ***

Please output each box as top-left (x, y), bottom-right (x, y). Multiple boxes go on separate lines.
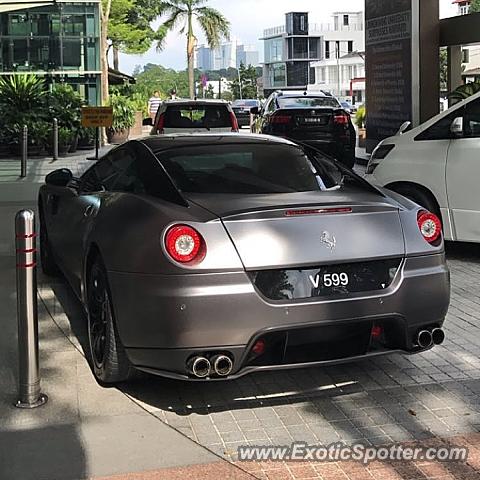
top-left (187, 190), bottom-right (405, 270)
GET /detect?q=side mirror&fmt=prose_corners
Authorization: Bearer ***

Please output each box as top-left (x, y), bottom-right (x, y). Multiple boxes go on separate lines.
top-left (45, 168), bottom-right (73, 187)
top-left (396, 121), bottom-right (411, 135)
top-left (250, 106), bottom-right (259, 115)
top-left (450, 117), bottom-right (464, 137)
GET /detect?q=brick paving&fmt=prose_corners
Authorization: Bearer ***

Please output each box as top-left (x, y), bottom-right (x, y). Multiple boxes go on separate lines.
top-left (117, 242), bottom-right (480, 478)
top-left (39, 240), bottom-right (480, 479)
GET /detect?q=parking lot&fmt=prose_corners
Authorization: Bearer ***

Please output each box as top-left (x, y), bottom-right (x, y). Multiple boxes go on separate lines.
top-left (27, 241), bottom-right (480, 479)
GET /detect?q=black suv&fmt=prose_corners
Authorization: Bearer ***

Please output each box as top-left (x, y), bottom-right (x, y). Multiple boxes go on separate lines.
top-left (251, 91), bottom-right (356, 168)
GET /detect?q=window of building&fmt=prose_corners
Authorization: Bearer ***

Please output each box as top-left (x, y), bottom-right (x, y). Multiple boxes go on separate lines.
top-left (460, 4), bottom-right (469, 14)
top-left (309, 38), bottom-right (319, 59)
top-left (343, 15), bottom-right (349, 26)
top-left (325, 41), bottom-right (330, 59)
top-left (348, 41), bottom-right (354, 54)
top-left (300, 15), bottom-right (305, 32)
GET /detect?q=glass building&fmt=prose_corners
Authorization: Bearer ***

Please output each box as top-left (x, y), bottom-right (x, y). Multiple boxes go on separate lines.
top-left (0, 0), bottom-right (101, 104)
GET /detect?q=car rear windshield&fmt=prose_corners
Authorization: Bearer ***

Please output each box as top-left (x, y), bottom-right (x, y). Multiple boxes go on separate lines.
top-left (155, 144), bottom-right (341, 194)
top-left (232, 100), bottom-right (258, 107)
top-left (278, 97), bottom-right (340, 108)
top-left (164, 105), bottom-right (230, 129)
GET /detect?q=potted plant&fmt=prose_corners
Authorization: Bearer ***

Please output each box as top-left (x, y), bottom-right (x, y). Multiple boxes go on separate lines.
top-left (355, 105), bottom-right (367, 148)
top-left (107, 94), bottom-right (135, 144)
top-left (46, 84), bottom-right (82, 152)
top-left (77, 125), bottom-right (96, 150)
top-left (58, 127), bottom-right (73, 156)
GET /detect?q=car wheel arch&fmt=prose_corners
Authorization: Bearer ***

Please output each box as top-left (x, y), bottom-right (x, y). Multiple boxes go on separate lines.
top-left (82, 243), bottom-right (103, 303)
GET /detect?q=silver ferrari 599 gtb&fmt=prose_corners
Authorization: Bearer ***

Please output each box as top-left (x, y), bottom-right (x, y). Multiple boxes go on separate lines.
top-left (39, 134), bottom-right (450, 384)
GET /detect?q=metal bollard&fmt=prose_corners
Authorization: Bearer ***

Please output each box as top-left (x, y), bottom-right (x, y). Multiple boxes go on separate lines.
top-left (20, 125), bottom-right (28, 178)
top-left (52, 118), bottom-right (58, 161)
top-left (15, 210), bottom-right (48, 409)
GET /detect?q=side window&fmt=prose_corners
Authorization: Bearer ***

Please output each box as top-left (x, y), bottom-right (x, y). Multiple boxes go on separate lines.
top-left (415, 109), bottom-right (464, 141)
top-left (266, 98), bottom-right (276, 114)
top-left (464, 98), bottom-right (480, 138)
top-left (110, 147), bottom-right (144, 193)
top-left (80, 156), bottom-right (118, 192)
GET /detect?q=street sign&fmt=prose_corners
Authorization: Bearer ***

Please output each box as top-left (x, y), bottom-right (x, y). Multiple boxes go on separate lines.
top-left (81, 107), bottom-right (113, 128)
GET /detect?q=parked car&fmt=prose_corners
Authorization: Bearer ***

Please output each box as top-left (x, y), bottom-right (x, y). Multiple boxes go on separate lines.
top-left (39, 134), bottom-right (449, 384)
top-left (251, 91), bottom-right (356, 168)
top-left (365, 91), bottom-right (480, 243)
top-left (231, 99), bottom-right (261, 128)
top-left (151, 99), bottom-right (238, 134)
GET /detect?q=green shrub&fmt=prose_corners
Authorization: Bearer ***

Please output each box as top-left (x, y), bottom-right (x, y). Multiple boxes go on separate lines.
top-left (355, 105), bottom-right (366, 128)
top-left (108, 94), bottom-right (136, 132)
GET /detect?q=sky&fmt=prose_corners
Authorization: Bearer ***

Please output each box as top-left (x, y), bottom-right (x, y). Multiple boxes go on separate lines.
top-left (118, 0), bottom-right (459, 75)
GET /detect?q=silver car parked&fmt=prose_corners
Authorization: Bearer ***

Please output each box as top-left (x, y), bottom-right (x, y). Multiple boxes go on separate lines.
top-left (38, 134), bottom-right (450, 384)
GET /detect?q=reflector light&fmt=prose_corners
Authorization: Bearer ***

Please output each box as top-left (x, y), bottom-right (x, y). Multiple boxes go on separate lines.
top-left (165, 225), bottom-right (204, 263)
top-left (417, 211), bottom-right (442, 244)
top-left (252, 339), bottom-right (266, 355)
top-left (230, 112), bottom-right (239, 132)
top-left (371, 325), bottom-right (383, 339)
top-left (334, 113), bottom-right (350, 125)
top-left (270, 115), bottom-right (292, 124)
top-left (285, 207), bottom-right (352, 217)
top-left (157, 113), bottom-right (165, 134)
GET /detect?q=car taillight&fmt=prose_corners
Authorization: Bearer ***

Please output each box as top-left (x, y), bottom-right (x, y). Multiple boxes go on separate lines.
top-left (165, 224), bottom-right (205, 263)
top-left (157, 113), bottom-right (165, 134)
top-left (334, 113), bottom-right (350, 125)
top-left (417, 211), bottom-right (442, 244)
top-left (230, 112), bottom-right (239, 132)
top-left (270, 114), bottom-right (292, 125)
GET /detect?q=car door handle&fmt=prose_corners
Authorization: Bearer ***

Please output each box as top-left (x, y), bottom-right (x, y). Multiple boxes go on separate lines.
top-left (83, 205), bottom-right (96, 217)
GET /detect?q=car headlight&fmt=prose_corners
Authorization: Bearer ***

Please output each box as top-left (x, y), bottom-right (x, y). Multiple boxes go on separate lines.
top-left (366, 144), bottom-right (395, 174)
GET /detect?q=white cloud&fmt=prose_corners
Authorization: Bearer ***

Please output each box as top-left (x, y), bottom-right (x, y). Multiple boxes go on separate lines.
top-left (119, 0), bottom-right (459, 74)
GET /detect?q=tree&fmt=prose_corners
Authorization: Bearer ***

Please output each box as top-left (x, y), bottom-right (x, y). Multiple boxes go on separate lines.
top-left (101, 0), bottom-right (159, 104)
top-left (100, 0), bottom-right (113, 104)
top-left (470, 0), bottom-right (480, 13)
top-left (230, 63), bottom-right (259, 100)
top-left (108, 0), bottom-right (158, 70)
top-left (156, 1), bottom-right (230, 98)
top-left (439, 47), bottom-right (448, 91)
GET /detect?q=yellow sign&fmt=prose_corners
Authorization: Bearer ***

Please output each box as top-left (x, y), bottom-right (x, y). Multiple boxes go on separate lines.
top-left (81, 107), bottom-right (113, 128)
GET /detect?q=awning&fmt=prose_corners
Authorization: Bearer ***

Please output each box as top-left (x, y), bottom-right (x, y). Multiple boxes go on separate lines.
top-left (0, 1), bottom-right (54, 13)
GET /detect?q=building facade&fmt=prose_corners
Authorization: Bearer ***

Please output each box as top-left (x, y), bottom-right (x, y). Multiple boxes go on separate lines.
top-left (236, 44), bottom-right (259, 69)
top-left (309, 52), bottom-right (365, 103)
top-left (452, 0), bottom-right (480, 75)
top-left (196, 41), bottom-right (259, 72)
top-left (261, 11), bottom-right (364, 97)
top-left (0, 0), bottom-right (101, 104)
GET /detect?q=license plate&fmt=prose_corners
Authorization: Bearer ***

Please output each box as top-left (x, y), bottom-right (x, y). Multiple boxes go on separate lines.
top-left (300, 117), bottom-right (327, 124)
top-left (309, 272), bottom-right (349, 289)
top-left (251, 259), bottom-right (401, 301)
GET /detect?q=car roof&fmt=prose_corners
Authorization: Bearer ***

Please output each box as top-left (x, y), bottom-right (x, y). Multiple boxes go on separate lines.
top-left (138, 133), bottom-right (299, 152)
top-left (275, 90), bottom-right (331, 97)
top-left (163, 99), bottom-right (229, 106)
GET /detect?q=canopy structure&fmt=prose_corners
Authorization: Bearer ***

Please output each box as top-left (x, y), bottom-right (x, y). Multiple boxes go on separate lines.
top-left (0, 1), bottom-right (54, 13)
top-left (0, 0), bottom-right (98, 13)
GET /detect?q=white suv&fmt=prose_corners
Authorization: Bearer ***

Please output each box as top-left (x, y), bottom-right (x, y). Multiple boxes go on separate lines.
top-left (365, 91), bottom-right (480, 243)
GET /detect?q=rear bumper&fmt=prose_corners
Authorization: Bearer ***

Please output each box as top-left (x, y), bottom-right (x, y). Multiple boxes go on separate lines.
top-left (108, 253), bottom-right (450, 379)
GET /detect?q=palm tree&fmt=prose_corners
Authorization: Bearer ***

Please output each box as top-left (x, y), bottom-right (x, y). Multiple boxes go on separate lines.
top-left (448, 81), bottom-right (480, 104)
top-left (156, 0), bottom-right (230, 98)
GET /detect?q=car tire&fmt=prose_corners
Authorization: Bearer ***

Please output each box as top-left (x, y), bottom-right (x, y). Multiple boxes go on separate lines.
top-left (392, 185), bottom-right (440, 218)
top-left (87, 257), bottom-right (133, 385)
top-left (340, 150), bottom-right (356, 169)
top-left (39, 211), bottom-right (60, 277)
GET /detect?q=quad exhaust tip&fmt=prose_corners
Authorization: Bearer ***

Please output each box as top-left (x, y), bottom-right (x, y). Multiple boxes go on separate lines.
top-left (189, 356), bottom-right (211, 378)
top-left (212, 355), bottom-right (233, 377)
top-left (417, 330), bottom-right (433, 349)
top-left (432, 328), bottom-right (445, 345)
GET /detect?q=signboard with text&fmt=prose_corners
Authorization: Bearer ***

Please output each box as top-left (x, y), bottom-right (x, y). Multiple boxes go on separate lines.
top-left (81, 107), bottom-right (113, 128)
top-left (365, 0), bottom-right (413, 152)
